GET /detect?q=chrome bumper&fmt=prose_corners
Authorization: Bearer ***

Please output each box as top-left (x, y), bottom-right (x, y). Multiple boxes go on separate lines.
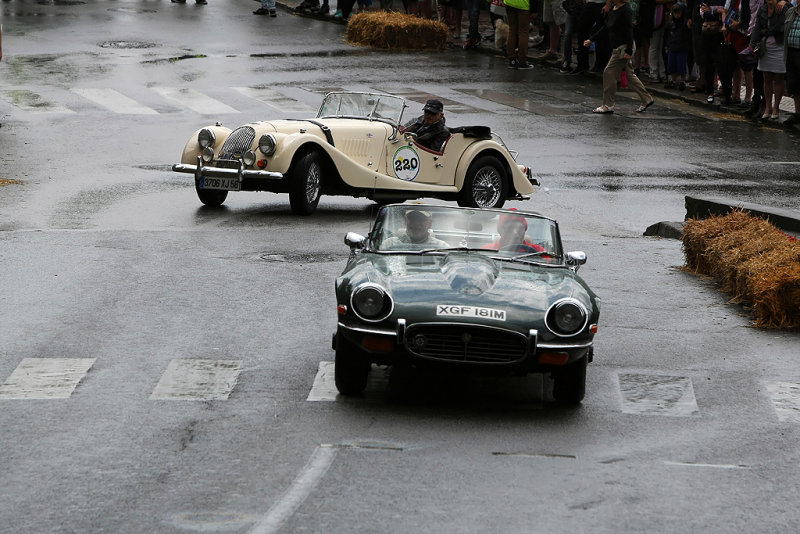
top-left (172, 156), bottom-right (283, 181)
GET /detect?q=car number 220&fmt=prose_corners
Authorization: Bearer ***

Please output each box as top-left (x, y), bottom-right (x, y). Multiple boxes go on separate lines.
top-left (392, 146), bottom-right (421, 181)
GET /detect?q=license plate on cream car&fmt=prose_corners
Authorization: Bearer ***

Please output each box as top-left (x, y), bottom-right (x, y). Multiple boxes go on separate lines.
top-left (200, 177), bottom-right (241, 191)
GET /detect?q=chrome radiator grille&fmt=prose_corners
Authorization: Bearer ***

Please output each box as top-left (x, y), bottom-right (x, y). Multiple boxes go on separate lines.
top-left (404, 324), bottom-right (528, 364)
top-left (220, 126), bottom-right (255, 159)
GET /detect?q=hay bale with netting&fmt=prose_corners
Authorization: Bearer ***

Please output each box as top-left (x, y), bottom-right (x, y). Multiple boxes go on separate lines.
top-left (682, 210), bottom-right (800, 329)
top-left (346, 12), bottom-right (449, 50)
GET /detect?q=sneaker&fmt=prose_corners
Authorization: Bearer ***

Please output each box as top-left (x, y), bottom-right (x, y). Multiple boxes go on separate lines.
top-left (253, 7), bottom-right (270, 14)
top-left (270, 9), bottom-right (277, 16)
top-left (507, 58), bottom-right (519, 69)
top-left (559, 63), bottom-right (572, 73)
top-left (314, 3), bottom-right (329, 13)
top-left (517, 62), bottom-right (534, 70)
top-left (464, 38), bottom-right (480, 50)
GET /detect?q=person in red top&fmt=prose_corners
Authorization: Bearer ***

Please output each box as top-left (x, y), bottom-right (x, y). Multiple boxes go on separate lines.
top-left (482, 211), bottom-right (546, 252)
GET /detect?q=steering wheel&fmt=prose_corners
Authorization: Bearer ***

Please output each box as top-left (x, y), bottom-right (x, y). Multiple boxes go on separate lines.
top-left (499, 244), bottom-right (540, 253)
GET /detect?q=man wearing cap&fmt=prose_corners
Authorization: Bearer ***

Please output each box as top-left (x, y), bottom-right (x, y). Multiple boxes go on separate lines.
top-left (401, 99), bottom-right (451, 152)
top-left (381, 209), bottom-right (449, 250)
top-left (482, 211), bottom-right (546, 252)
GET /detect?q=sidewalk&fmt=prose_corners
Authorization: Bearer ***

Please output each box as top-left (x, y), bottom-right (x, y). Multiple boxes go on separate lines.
top-left (278, 0), bottom-right (798, 130)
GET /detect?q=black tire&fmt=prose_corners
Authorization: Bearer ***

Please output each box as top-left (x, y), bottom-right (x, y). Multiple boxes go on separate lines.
top-left (552, 355), bottom-right (587, 405)
top-left (195, 179), bottom-right (228, 206)
top-left (334, 334), bottom-right (370, 396)
top-left (289, 151), bottom-right (323, 215)
top-left (457, 156), bottom-right (507, 209)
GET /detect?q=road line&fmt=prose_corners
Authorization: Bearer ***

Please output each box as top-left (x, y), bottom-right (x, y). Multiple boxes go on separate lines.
top-left (0, 90), bottom-right (75, 114)
top-left (72, 88), bottom-right (158, 114)
top-left (618, 373), bottom-right (700, 417)
top-left (153, 87), bottom-right (239, 114)
top-left (307, 361), bottom-right (337, 401)
top-left (150, 359), bottom-right (242, 400)
top-left (0, 358), bottom-right (95, 399)
top-left (664, 461), bottom-right (749, 469)
top-left (249, 445), bottom-right (338, 534)
top-left (232, 87), bottom-right (314, 113)
top-left (764, 380), bottom-right (800, 423)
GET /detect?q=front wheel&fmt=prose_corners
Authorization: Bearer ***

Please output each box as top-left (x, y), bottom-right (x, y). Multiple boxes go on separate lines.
top-left (195, 180), bottom-right (228, 206)
top-left (289, 151), bottom-right (323, 215)
top-left (334, 334), bottom-right (370, 396)
top-left (457, 156), bottom-right (507, 208)
top-left (552, 355), bottom-right (588, 405)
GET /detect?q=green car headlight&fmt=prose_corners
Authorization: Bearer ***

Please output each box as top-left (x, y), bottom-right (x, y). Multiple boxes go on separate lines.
top-left (350, 283), bottom-right (393, 323)
top-left (546, 298), bottom-right (588, 337)
top-left (198, 128), bottom-right (216, 149)
top-left (258, 133), bottom-right (277, 156)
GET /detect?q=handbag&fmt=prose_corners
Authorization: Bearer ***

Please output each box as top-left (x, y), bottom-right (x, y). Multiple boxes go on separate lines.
top-left (752, 37), bottom-right (767, 57)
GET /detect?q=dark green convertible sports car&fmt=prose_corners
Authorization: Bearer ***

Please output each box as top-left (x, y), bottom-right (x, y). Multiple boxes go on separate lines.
top-left (332, 204), bottom-right (600, 404)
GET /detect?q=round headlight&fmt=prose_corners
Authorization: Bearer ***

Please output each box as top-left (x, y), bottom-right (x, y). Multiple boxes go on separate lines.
top-left (201, 146), bottom-right (214, 163)
top-left (545, 298), bottom-right (588, 337)
top-left (258, 133), bottom-right (277, 156)
top-left (243, 150), bottom-right (256, 166)
top-left (350, 283), bottom-right (393, 323)
top-left (198, 128), bottom-right (216, 149)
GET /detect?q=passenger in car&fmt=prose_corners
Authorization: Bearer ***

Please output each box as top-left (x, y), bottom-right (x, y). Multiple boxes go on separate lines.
top-left (381, 209), bottom-right (450, 249)
top-left (482, 211), bottom-right (546, 252)
top-left (401, 99), bottom-right (451, 152)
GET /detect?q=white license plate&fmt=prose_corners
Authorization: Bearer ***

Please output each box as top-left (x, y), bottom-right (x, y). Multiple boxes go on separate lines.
top-left (200, 177), bottom-right (241, 191)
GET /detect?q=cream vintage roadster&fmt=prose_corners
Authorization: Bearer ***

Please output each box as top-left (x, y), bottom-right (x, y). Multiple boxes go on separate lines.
top-left (172, 91), bottom-right (539, 214)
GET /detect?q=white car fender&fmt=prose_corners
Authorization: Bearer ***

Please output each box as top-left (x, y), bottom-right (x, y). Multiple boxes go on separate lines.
top-left (179, 126), bottom-right (233, 165)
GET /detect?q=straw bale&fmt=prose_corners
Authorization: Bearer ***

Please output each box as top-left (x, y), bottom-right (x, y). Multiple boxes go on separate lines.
top-left (682, 210), bottom-right (800, 329)
top-left (346, 12), bottom-right (449, 50)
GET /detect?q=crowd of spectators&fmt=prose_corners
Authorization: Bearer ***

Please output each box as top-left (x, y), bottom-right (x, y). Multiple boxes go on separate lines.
top-left (297, 0), bottom-right (800, 124)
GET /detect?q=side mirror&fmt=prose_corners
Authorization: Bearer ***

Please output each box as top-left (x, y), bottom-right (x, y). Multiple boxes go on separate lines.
top-left (565, 251), bottom-right (587, 272)
top-left (344, 232), bottom-right (366, 250)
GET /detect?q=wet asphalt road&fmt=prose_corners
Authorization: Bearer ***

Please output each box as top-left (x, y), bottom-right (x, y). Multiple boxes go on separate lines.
top-left (2, 2), bottom-right (800, 533)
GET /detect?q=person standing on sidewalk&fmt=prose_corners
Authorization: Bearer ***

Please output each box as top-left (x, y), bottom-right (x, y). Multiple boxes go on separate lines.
top-left (254, 0), bottom-right (278, 16)
top-left (538, 0), bottom-right (567, 63)
top-left (505, 0), bottom-right (535, 68)
top-left (750, 0), bottom-right (790, 119)
top-left (585, 0), bottom-right (656, 112)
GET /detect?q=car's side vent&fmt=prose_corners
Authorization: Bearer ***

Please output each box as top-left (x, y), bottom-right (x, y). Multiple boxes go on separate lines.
top-left (220, 126), bottom-right (256, 158)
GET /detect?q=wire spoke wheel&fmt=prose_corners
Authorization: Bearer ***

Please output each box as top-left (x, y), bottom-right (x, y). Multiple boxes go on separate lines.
top-left (458, 155), bottom-right (507, 208)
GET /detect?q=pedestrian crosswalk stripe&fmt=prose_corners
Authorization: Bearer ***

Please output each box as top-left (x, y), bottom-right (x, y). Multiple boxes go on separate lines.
top-left (0, 358), bottom-right (95, 399)
top-left (618, 373), bottom-right (700, 416)
top-left (0, 89), bottom-right (75, 114)
top-left (764, 381), bottom-right (800, 423)
top-left (150, 359), bottom-right (242, 400)
top-left (307, 361), bottom-right (338, 401)
top-left (72, 88), bottom-right (158, 115)
top-left (152, 87), bottom-right (239, 115)
top-left (232, 86), bottom-right (314, 114)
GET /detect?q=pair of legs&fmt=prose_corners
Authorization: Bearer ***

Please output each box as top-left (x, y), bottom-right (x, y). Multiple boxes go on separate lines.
top-left (601, 44), bottom-right (654, 109)
top-left (506, 5), bottom-right (531, 65)
top-left (763, 71), bottom-right (785, 118)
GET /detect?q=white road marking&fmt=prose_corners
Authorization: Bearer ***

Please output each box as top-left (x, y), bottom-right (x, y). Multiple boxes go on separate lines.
top-left (307, 361), bottom-right (338, 401)
top-left (0, 358), bottom-right (95, 399)
top-left (150, 359), bottom-right (242, 400)
top-left (618, 373), bottom-right (700, 417)
top-left (72, 88), bottom-right (158, 114)
top-left (764, 380), bottom-right (800, 423)
top-left (232, 87), bottom-right (314, 113)
top-left (249, 445), bottom-right (338, 534)
top-left (0, 90), bottom-right (75, 114)
top-left (153, 87), bottom-right (239, 114)
top-left (664, 461), bottom-right (749, 469)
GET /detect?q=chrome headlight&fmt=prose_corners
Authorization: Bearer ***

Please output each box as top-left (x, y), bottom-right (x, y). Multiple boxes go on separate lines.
top-left (545, 298), bottom-right (588, 337)
top-left (201, 146), bottom-right (214, 163)
top-left (350, 283), bottom-right (393, 323)
top-left (198, 128), bottom-right (216, 149)
top-left (258, 133), bottom-right (277, 156)
top-left (243, 150), bottom-right (256, 166)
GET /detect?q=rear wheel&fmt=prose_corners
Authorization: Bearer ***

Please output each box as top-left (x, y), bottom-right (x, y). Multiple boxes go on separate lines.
top-left (289, 151), bottom-right (323, 215)
top-left (552, 355), bottom-right (588, 405)
top-left (457, 156), bottom-right (507, 208)
top-left (334, 334), bottom-right (370, 396)
top-left (195, 179), bottom-right (228, 206)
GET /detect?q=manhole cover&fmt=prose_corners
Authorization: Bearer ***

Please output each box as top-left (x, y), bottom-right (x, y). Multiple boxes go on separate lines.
top-left (260, 253), bottom-right (341, 263)
top-left (98, 40), bottom-right (157, 49)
